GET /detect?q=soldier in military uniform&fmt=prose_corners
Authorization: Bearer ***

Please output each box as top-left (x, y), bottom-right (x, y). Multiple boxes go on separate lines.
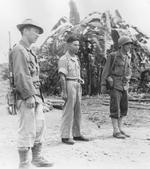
top-left (101, 36), bottom-right (132, 139)
top-left (58, 36), bottom-right (89, 145)
top-left (11, 19), bottom-right (53, 169)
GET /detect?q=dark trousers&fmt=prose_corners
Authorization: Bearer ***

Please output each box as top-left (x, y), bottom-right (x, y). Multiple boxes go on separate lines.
top-left (110, 88), bottom-right (128, 119)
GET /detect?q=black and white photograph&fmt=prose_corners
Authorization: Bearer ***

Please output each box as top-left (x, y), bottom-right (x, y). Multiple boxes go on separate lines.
top-left (1, 0), bottom-right (150, 169)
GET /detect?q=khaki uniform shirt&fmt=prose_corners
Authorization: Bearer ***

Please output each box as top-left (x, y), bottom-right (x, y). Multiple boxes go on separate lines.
top-left (58, 51), bottom-right (81, 80)
top-left (11, 40), bottom-right (42, 103)
top-left (101, 51), bottom-right (132, 91)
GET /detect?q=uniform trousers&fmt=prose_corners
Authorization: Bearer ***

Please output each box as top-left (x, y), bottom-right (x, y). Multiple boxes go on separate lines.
top-left (16, 99), bottom-right (45, 148)
top-left (61, 81), bottom-right (82, 138)
top-left (110, 88), bottom-right (128, 119)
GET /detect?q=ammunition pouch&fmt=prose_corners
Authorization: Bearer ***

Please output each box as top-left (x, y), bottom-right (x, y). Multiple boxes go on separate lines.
top-left (106, 76), bottom-right (113, 90)
top-left (33, 81), bottom-right (44, 102)
top-left (7, 88), bottom-right (17, 115)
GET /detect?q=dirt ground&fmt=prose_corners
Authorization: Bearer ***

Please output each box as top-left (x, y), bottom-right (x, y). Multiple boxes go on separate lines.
top-left (1, 95), bottom-right (150, 169)
top-left (1, 69), bottom-right (150, 169)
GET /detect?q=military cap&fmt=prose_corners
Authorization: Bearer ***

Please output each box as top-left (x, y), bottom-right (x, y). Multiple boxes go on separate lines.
top-left (17, 18), bottom-right (44, 34)
top-left (118, 36), bottom-right (132, 47)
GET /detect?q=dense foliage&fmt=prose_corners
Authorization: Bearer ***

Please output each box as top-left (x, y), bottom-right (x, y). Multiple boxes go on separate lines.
top-left (38, 3), bottom-right (150, 96)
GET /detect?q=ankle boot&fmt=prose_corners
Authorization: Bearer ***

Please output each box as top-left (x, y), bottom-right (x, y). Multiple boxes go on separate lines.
top-left (111, 118), bottom-right (119, 133)
top-left (18, 148), bottom-right (30, 169)
top-left (31, 143), bottom-right (53, 167)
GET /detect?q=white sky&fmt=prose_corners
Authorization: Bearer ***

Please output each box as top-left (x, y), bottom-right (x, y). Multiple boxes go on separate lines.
top-left (0, 0), bottom-right (150, 63)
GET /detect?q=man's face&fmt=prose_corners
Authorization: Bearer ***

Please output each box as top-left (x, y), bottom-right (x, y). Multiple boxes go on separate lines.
top-left (24, 26), bottom-right (40, 44)
top-left (70, 41), bottom-right (80, 54)
top-left (123, 43), bottom-right (132, 53)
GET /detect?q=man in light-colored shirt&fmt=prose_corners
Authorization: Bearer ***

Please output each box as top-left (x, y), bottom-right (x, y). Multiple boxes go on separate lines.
top-left (58, 36), bottom-right (89, 145)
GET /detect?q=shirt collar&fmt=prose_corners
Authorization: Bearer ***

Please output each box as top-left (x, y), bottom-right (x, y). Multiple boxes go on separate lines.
top-left (19, 39), bottom-right (30, 52)
top-left (66, 51), bottom-right (77, 62)
top-left (118, 50), bottom-right (128, 61)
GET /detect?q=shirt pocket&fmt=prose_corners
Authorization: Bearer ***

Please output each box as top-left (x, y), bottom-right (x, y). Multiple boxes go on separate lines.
top-left (113, 60), bottom-right (125, 76)
top-left (68, 61), bottom-right (76, 76)
top-left (27, 56), bottom-right (38, 76)
top-left (125, 63), bottom-right (131, 76)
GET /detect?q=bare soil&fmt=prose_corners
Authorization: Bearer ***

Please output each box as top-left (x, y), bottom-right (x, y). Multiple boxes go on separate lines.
top-left (1, 67), bottom-right (150, 169)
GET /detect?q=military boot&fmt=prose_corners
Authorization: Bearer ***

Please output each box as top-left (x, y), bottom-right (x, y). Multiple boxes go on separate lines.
top-left (111, 118), bottom-right (125, 139)
top-left (18, 148), bottom-right (30, 169)
top-left (31, 143), bottom-right (53, 167)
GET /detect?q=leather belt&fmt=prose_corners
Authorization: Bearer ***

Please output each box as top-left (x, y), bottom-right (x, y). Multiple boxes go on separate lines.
top-left (112, 75), bottom-right (123, 80)
top-left (112, 74), bottom-right (122, 77)
top-left (66, 78), bottom-right (80, 83)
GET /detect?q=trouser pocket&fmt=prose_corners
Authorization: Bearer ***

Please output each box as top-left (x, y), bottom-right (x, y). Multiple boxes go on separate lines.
top-left (16, 100), bottom-right (24, 110)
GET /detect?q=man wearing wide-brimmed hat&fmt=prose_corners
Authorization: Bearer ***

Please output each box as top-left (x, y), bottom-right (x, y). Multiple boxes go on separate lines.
top-left (10, 19), bottom-right (53, 169)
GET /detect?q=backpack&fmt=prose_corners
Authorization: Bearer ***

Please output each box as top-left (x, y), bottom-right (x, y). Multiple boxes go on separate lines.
top-left (106, 53), bottom-right (116, 91)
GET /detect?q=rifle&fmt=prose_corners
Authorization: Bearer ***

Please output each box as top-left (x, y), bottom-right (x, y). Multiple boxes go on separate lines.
top-left (7, 31), bottom-right (17, 115)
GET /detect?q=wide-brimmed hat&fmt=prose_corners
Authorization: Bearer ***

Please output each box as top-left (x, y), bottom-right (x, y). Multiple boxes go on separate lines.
top-left (17, 19), bottom-right (44, 34)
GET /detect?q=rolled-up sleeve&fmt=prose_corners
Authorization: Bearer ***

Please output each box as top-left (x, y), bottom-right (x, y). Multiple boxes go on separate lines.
top-left (58, 57), bottom-right (68, 76)
top-left (12, 48), bottom-right (37, 99)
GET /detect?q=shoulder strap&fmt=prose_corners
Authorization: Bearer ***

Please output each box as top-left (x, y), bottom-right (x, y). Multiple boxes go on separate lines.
top-left (109, 53), bottom-right (116, 74)
top-left (66, 55), bottom-right (70, 71)
top-left (30, 49), bottom-right (38, 63)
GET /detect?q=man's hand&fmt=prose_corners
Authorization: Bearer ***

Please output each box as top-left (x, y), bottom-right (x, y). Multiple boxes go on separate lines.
top-left (61, 91), bottom-right (67, 101)
top-left (80, 78), bottom-right (84, 84)
top-left (107, 76), bottom-right (113, 87)
top-left (25, 96), bottom-right (35, 108)
top-left (146, 82), bottom-right (150, 88)
top-left (101, 85), bottom-right (107, 94)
